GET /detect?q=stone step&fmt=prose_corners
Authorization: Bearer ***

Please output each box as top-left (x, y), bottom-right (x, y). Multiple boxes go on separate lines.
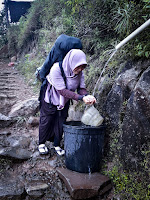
top-left (0, 97), bottom-right (17, 103)
top-left (0, 87), bottom-right (18, 90)
top-left (0, 105), bottom-right (16, 115)
top-left (0, 71), bottom-right (12, 73)
top-left (0, 72), bottom-right (18, 76)
top-left (0, 83), bottom-right (18, 87)
top-left (0, 94), bottom-right (16, 100)
top-left (0, 72), bottom-right (11, 77)
top-left (56, 167), bottom-right (112, 200)
top-left (0, 91), bottom-right (14, 95)
top-left (0, 79), bottom-right (15, 85)
top-left (11, 72), bottom-right (19, 75)
top-left (0, 175), bottom-right (25, 200)
top-left (0, 76), bottom-right (16, 79)
top-left (0, 100), bottom-right (17, 105)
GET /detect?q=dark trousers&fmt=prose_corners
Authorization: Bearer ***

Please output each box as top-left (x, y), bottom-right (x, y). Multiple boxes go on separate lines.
top-left (39, 85), bottom-right (70, 146)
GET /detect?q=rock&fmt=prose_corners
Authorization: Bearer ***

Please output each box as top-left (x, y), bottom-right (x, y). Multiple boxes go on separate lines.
top-left (47, 157), bottom-right (57, 168)
top-left (56, 167), bottom-right (111, 199)
top-left (105, 67), bottom-right (141, 127)
top-left (11, 56), bottom-right (17, 62)
top-left (121, 66), bottom-right (150, 169)
top-left (25, 181), bottom-right (49, 197)
top-left (105, 84), bottom-right (123, 127)
top-left (0, 135), bottom-right (32, 160)
top-left (0, 146), bottom-right (32, 160)
top-left (0, 113), bottom-right (15, 128)
top-left (6, 135), bottom-right (31, 148)
top-left (8, 98), bottom-right (39, 117)
top-left (0, 131), bottom-right (11, 136)
top-left (0, 175), bottom-right (25, 200)
top-left (96, 74), bottom-right (113, 110)
top-left (27, 116), bottom-right (39, 127)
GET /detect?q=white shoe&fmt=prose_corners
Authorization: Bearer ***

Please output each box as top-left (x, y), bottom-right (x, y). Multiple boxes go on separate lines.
top-left (54, 146), bottom-right (65, 156)
top-left (38, 144), bottom-right (49, 155)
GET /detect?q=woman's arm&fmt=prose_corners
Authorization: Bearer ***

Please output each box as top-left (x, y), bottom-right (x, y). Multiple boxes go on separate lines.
top-left (58, 89), bottom-right (85, 101)
top-left (77, 87), bottom-right (88, 95)
top-left (58, 89), bottom-right (96, 104)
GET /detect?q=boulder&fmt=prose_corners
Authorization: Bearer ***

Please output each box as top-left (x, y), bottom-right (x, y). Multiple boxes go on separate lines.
top-left (11, 56), bottom-right (17, 62)
top-left (8, 98), bottom-right (39, 117)
top-left (121, 66), bottom-right (150, 169)
top-left (25, 181), bottom-right (49, 198)
top-left (0, 113), bottom-right (15, 128)
top-left (0, 131), bottom-right (11, 136)
top-left (105, 66), bottom-right (141, 127)
top-left (0, 135), bottom-right (32, 160)
top-left (0, 147), bottom-right (32, 160)
top-left (5, 135), bottom-right (31, 148)
top-left (0, 175), bottom-right (25, 200)
top-left (27, 116), bottom-right (39, 127)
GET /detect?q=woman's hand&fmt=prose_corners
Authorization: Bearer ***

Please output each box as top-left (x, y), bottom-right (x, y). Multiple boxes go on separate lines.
top-left (83, 95), bottom-right (96, 105)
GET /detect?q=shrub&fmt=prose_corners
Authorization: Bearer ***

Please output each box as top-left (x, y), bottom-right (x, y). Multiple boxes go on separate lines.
top-left (7, 24), bottom-right (19, 56)
top-left (0, 9), bottom-right (8, 49)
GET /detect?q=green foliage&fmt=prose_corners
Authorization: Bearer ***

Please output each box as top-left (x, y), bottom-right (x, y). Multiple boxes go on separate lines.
top-left (112, 0), bottom-right (150, 57)
top-left (104, 112), bottom-right (150, 199)
top-left (17, 3), bottom-right (41, 49)
top-left (133, 32), bottom-right (150, 58)
top-left (61, 10), bottom-right (74, 35)
top-left (135, 43), bottom-right (150, 58)
top-left (16, 53), bottom-right (44, 93)
top-left (0, 9), bottom-right (8, 48)
top-left (66, 0), bottom-right (86, 14)
top-left (7, 24), bottom-right (19, 56)
top-left (38, 0), bottom-right (64, 29)
top-left (4, 0), bottom-right (149, 59)
top-left (112, 2), bottom-right (133, 36)
top-left (63, 0), bottom-right (150, 57)
top-left (106, 165), bottom-right (150, 199)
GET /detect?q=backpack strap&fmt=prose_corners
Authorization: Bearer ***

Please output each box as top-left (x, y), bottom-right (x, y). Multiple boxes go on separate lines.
top-left (59, 61), bottom-right (67, 87)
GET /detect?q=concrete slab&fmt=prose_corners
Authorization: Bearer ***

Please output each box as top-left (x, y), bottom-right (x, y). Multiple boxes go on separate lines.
top-left (56, 167), bottom-right (112, 199)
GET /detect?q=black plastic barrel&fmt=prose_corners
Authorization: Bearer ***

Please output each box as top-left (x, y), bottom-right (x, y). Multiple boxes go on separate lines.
top-left (63, 121), bottom-right (105, 173)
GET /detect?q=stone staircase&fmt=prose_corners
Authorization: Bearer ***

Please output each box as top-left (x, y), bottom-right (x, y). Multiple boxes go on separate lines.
top-left (0, 70), bottom-right (18, 115)
top-left (0, 60), bottom-right (35, 116)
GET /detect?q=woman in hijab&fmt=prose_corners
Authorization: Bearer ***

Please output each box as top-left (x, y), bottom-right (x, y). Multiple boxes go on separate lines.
top-left (38, 49), bottom-right (96, 155)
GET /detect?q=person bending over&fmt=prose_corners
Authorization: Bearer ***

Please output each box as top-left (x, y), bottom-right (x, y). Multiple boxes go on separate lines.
top-left (38, 49), bottom-right (96, 156)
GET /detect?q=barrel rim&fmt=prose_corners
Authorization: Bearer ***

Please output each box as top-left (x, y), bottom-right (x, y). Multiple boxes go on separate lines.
top-left (63, 121), bottom-right (105, 130)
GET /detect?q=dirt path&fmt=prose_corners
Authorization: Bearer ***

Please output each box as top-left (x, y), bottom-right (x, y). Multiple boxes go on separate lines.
top-left (0, 58), bottom-right (39, 142)
top-left (0, 59), bottom-right (69, 200)
top-left (0, 59), bottom-right (37, 115)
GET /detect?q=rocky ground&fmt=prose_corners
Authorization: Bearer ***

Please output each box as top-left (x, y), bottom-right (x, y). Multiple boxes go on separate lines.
top-left (0, 59), bottom-right (113, 200)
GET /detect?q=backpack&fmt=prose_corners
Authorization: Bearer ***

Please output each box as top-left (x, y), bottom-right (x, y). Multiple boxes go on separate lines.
top-left (36, 34), bottom-right (82, 82)
top-left (38, 34), bottom-right (82, 106)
